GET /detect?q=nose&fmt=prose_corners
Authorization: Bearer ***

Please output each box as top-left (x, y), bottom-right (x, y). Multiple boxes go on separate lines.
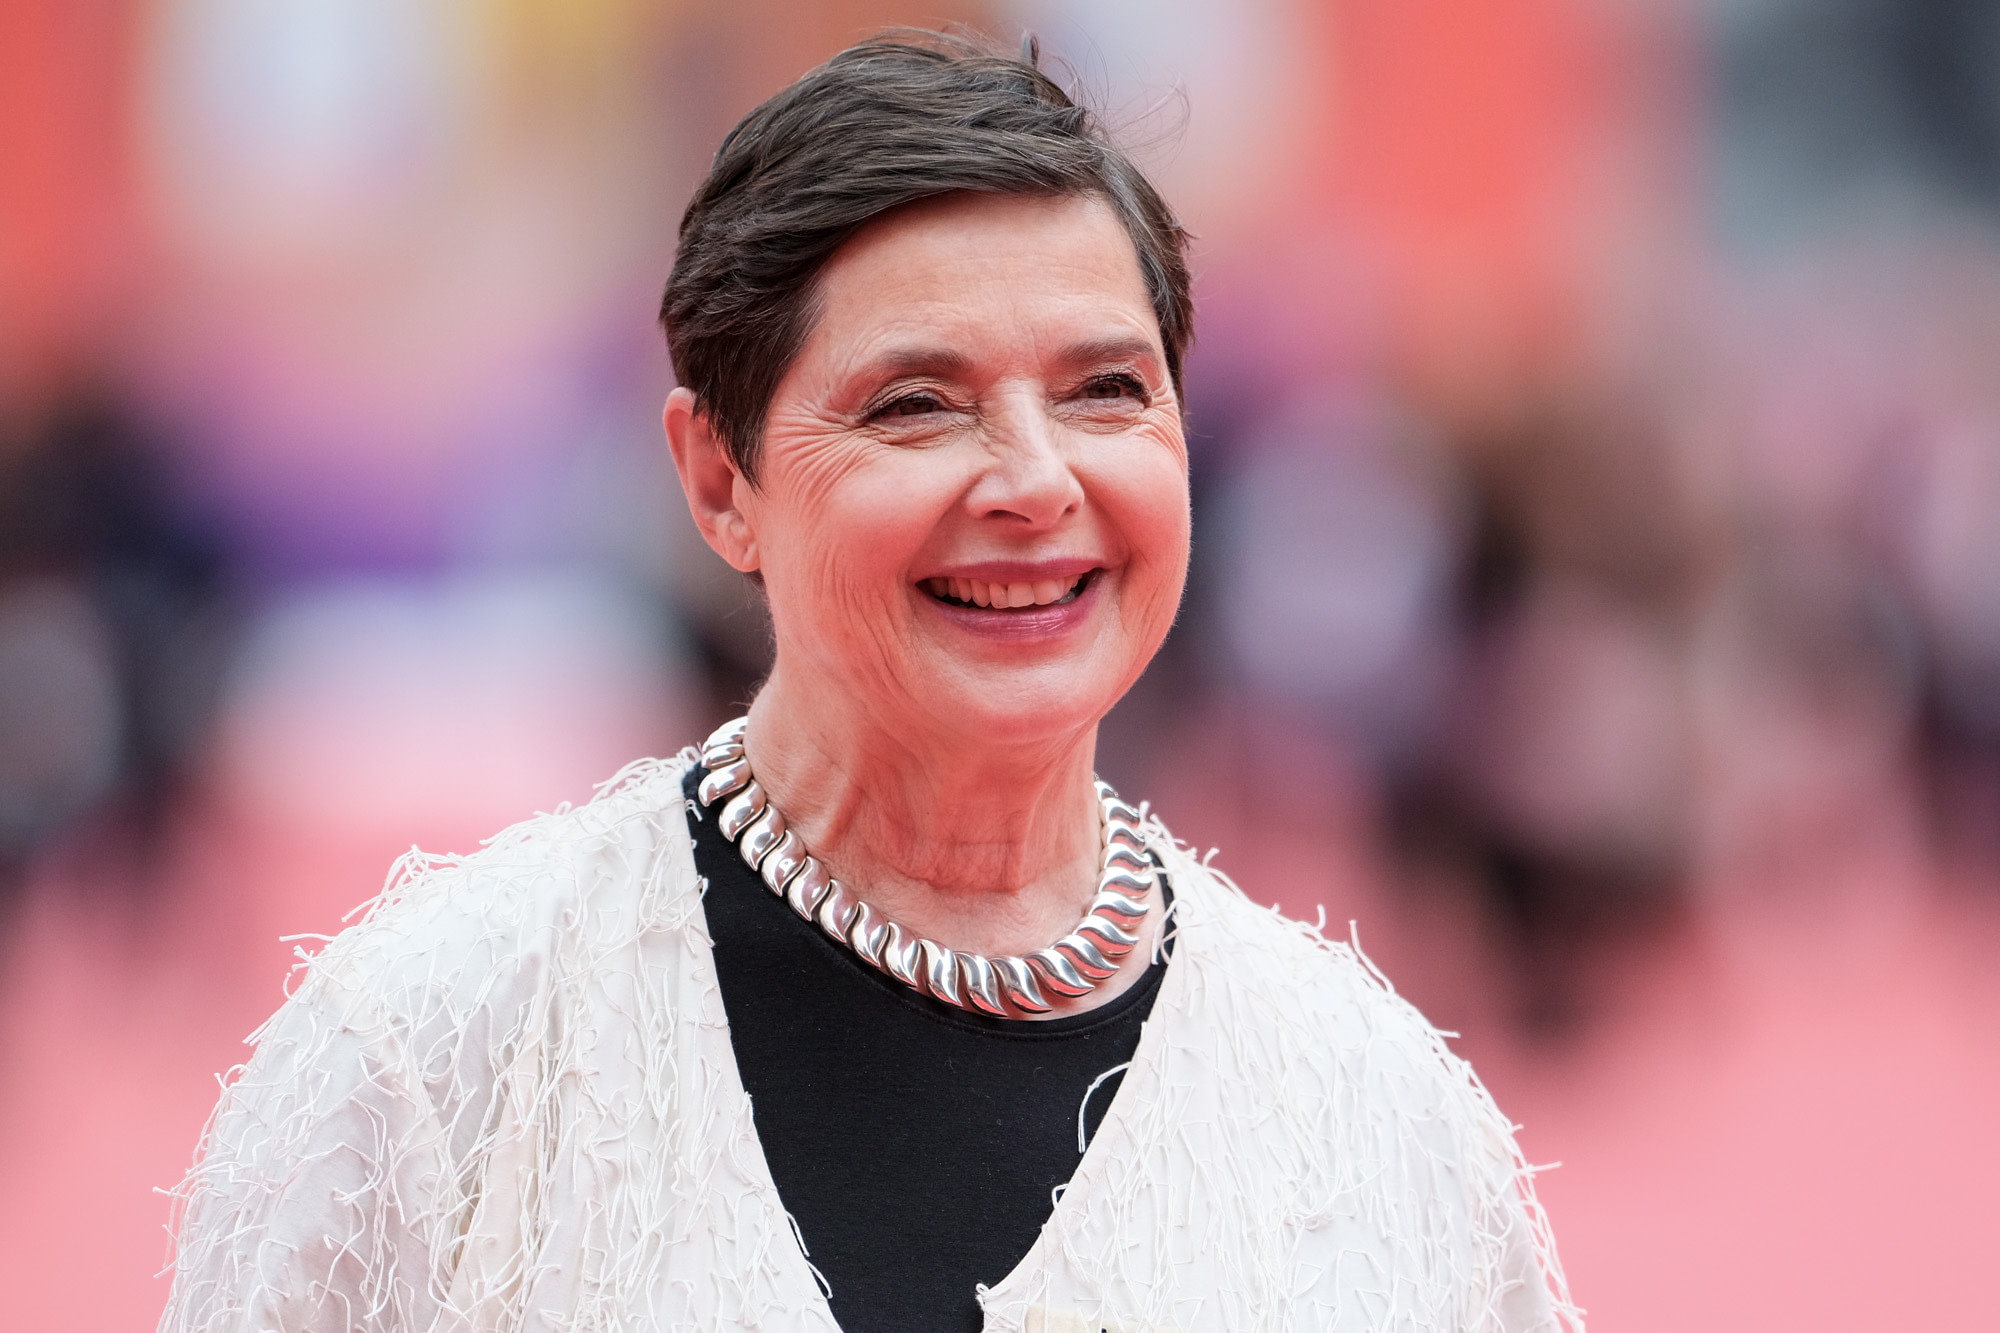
top-left (966, 395), bottom-right (1084, 529)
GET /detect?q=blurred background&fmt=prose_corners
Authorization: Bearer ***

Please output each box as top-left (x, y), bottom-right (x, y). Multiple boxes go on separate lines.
top-left (3, 0), bottom-right (1997, 1327)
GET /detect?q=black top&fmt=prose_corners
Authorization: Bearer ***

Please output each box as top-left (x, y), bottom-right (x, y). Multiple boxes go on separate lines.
top-left (684, 767), bottom-right (1168, 1333)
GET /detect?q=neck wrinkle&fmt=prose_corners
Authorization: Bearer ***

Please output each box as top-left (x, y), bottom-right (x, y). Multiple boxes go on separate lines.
top-left (738, 663), bottom-right (1107, 956)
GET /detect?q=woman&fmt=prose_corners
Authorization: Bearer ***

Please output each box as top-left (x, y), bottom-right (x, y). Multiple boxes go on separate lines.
top-left (162, 32), bottom-right (1578, 1333)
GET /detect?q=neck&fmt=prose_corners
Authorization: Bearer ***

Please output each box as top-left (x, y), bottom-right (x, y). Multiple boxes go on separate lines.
top-left (738, 663), bottom-right (1103, 958)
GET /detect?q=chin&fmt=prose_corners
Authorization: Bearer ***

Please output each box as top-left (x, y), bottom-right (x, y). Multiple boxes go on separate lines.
top-left (908, 664), bottom-right (1126, 750)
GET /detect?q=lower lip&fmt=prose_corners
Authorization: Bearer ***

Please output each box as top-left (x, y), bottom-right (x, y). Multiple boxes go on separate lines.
top-left (917, 574), bottom-right (1102, 642)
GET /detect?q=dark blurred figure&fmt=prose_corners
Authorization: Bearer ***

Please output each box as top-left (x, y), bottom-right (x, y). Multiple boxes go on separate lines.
top-left (1721, 0), bottom-right (2000, 876)
top-left (1899, 403), bottom-right (2000, 871)
top-left (0, 389), bottom-right (234, 893)
top-left (1388, 402), bottom-right (1706, 1032)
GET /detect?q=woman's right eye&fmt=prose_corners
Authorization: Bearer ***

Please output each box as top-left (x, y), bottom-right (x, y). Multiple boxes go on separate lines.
top-left (875, 392), bottom-right (945, 418)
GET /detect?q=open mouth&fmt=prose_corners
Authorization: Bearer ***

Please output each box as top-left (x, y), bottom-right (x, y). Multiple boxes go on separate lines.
top-left (921, 571), bottom-right (1093, 610)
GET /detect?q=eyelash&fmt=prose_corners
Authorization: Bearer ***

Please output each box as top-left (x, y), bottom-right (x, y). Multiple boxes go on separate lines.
top-left (1084, 373), bottom-right (1147, 401)
top-left (871, 391), bottom-right (948, 419)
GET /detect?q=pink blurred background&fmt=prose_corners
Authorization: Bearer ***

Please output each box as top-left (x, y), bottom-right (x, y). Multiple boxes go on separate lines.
top-left (3, 1), bottom-right (1998, 1328)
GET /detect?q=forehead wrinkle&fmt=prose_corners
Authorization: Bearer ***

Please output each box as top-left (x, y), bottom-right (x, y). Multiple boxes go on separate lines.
top-left (850, 342), bottom-right (978, 383)
top-left (792, 206), bottom-right (1164, 410)
top-left (1051, 333), bottom-right (1164, 371)
top-left (799, 301), bottom-right (982, 403)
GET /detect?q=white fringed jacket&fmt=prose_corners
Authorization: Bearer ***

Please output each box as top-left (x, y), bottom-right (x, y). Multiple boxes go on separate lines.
top-left (160, 754), bottom-right (1580, 1333)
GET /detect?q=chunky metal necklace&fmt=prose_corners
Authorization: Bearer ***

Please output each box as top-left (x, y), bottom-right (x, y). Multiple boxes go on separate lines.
top-left (695, 716), bottom-right (1156, 1017)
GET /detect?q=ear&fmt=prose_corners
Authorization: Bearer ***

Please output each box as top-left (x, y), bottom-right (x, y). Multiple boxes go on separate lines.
top-left (664, 387), bottom-right (759, 573)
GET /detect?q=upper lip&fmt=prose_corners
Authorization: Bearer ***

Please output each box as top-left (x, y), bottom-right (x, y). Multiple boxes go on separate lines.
top-left (916, 559), bottom-right (1103, 583)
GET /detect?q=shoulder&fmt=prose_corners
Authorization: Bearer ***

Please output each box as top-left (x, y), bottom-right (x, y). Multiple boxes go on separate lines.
top-left (169, 754), bottom-right (708, 1258)
top-left (1151, 823), bottom-right (1427, 1044)
top-left (1140, 819), bottom-right (1580, 1329)
top-left (161, 753), bottom-right (715, 1332)
top-left (1147, 816), bottom-right (1521, 1148)
top-left (303, 753), bottom-right (702, 1009)
top-left (238, 751), bottom-right (707, 1115)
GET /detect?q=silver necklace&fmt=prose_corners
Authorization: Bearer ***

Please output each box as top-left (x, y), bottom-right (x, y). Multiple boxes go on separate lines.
top-left (695, 716), bottom-right (1156, 1017)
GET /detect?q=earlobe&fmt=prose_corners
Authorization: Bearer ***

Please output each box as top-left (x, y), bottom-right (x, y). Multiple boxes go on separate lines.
top-left (663, 388), bottom-right (760, 573)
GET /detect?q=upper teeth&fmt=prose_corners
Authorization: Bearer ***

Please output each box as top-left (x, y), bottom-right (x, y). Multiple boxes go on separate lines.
top-left (925, 576), bottom-right (1077, 608)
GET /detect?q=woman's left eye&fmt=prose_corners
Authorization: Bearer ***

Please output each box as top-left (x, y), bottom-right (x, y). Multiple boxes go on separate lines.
top-left (1080, 374), bottom-right (1146, 402)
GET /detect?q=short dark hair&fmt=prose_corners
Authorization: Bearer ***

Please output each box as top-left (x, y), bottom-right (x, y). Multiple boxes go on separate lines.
top-left (660, 29), bottom-right (1194, 483)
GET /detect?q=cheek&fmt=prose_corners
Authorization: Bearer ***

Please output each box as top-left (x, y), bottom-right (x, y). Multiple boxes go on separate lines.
top-left (1113, 451), bottom-right (1192, 590)
top-left (756, 451), bottom-right (959, 608)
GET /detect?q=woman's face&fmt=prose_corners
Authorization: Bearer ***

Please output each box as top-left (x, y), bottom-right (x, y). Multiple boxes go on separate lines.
top-left (732, 191), bottom-right (1189, 750)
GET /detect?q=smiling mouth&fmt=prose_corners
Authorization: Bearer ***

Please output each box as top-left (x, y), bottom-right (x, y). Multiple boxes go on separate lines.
top-left (922, 572), bottom-right (1093, 609)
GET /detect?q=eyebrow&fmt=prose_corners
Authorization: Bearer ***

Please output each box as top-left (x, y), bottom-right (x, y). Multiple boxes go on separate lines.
top-left (1052, 335), bottom-right (1163, 372)
top-left (857, 346), bottom-right (977, 381)
top-left (856, 334), bottom-right (1163, 384)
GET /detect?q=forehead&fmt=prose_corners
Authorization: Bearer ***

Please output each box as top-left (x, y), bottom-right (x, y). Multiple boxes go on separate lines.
top-left (803, 192), bottom-right (1160, 360)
